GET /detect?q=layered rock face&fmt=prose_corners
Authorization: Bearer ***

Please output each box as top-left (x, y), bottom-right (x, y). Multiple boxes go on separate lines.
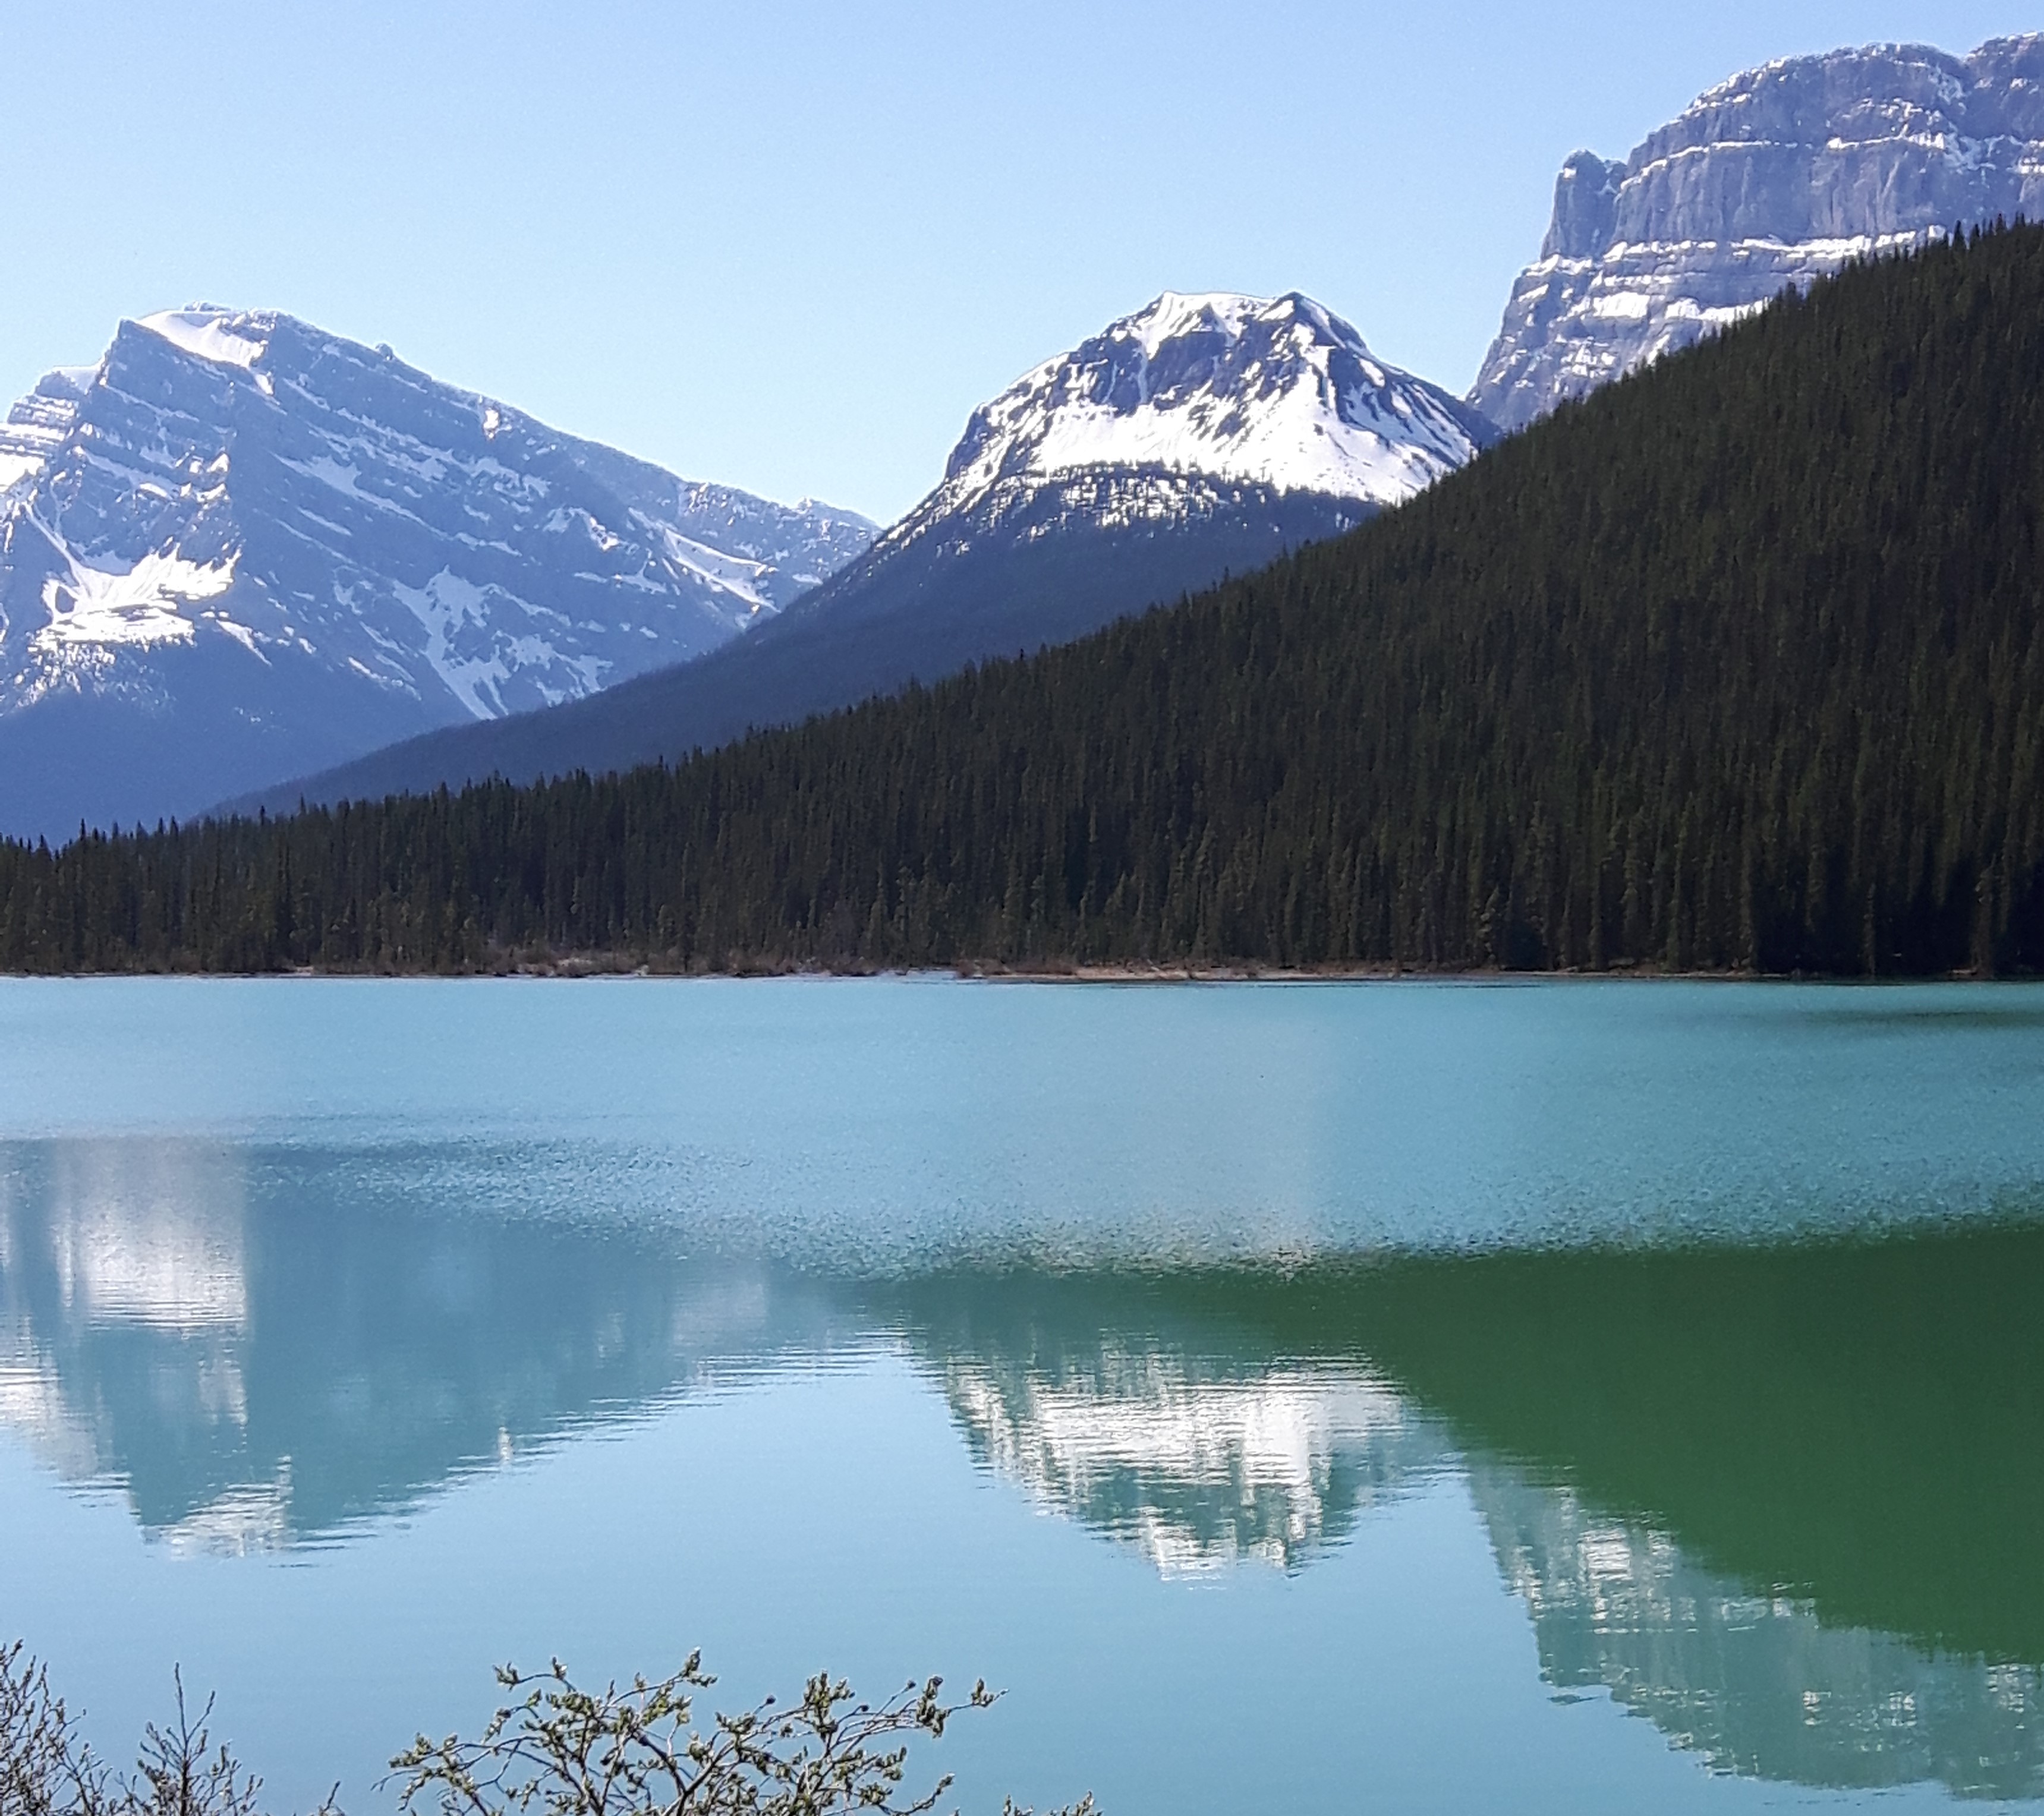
top-left (1472, 35), bottom-right (2044, 430)
top-left (0, 307), bottom-right (873, 838)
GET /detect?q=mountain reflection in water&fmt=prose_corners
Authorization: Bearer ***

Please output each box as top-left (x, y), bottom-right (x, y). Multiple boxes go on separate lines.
top-left (0, 1138), bottom-right (855, 1545)
top-left (1, 1133), bottom-right (2039, 1798)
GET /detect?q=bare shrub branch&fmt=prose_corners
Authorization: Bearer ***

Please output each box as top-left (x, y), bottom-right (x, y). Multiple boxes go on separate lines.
top-left (4, 1642), bottom-right (1090, 1816)
top-left (0, 1647), bottom-right (338, 1816)
top-left (391, 1656), bottom-right (1089, 1816)
top-left (0, 1639), bottom-right (112, 1816)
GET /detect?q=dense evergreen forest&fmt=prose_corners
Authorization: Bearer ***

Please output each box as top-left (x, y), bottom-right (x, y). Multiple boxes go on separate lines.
top-left (5, 222), bottom-right (2043, 976)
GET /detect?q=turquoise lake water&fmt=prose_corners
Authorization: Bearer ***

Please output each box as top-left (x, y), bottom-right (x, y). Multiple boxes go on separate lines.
top-left (2, 976), bottom-right (2042, 1813)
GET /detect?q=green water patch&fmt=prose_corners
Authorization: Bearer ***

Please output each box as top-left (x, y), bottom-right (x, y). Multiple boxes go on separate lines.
top-left (877, 1215), bottom-right (2044, 1660)
top-left (1204, 1219), bottom-right (2044, 1664)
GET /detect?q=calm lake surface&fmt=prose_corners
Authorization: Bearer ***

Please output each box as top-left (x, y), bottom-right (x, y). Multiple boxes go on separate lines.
top-left (2, 976), bottom-right (2042, 1814)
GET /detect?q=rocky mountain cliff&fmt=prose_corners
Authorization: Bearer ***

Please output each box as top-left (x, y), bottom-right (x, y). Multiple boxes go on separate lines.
top-left (0, 307), bottom-right (873, 840)
top-left (1472, 34), bottom-right (2044, 430)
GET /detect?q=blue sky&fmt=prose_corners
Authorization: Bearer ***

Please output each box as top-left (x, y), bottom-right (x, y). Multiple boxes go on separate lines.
top-left (0, 1), bottom-right (2033, 522)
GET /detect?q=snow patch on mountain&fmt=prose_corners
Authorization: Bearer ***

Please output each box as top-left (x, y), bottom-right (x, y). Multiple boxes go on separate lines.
top-left (725, 286), bottom-right (1495, 743)
top-left (0, 305), bottom-right (875, 704)
top-left (219, 287), bottom-right (1495, 821)
top-left (137, 308), bottom-right (268, 369)
top-left (32, 544), bottom-right (235, 651)
top-left (0, 368), bottom-right (96, 495)
top-left (389, 568), bottom-right (604, 718)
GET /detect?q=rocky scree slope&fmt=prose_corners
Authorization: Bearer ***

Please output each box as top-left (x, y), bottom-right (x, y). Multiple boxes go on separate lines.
top-left (0, 307), bottom-right (873, 840)
top-left (1472, 34), bottom-right (2044, 430)
top-left (237, 290), bottom-right (1494, 812)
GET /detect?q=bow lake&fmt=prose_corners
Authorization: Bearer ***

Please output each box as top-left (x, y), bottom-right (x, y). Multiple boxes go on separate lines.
top-left (2, 976), bottom-right (2041, 1814)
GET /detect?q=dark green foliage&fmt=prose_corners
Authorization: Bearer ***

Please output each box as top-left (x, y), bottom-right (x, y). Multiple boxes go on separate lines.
top-left (6, 222), bottom-right (2044, 975)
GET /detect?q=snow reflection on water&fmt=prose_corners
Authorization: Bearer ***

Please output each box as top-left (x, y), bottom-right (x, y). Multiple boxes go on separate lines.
top-left (3, 978), bottom-right (2044, 1807)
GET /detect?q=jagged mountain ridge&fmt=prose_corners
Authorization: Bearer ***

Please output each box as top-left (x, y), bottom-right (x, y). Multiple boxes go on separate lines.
top-left (0, 306), bottom-right (874, 840)
top-left (233, 289), bottom-right (1494, 814)
top-left (1472, 34), bottom-right (2044, 430)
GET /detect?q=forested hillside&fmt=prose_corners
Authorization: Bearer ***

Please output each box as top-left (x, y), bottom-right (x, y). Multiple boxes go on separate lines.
top-left (223, 474), bottom-right (1366, 817)
top-left (5, 222), bottom-right (2043, 976)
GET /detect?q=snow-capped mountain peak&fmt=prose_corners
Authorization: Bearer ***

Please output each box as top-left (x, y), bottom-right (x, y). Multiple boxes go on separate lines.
top-left (0, 305), bottom-right (877, 838)
top-left (936, 289), bottom-right (1493, 518)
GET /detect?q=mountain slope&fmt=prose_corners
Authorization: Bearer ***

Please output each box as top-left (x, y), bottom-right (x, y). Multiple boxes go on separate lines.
top-left (0, 307), bottom-right (873, 840)
top-left (1472, 34), bottom-right (2044, 430)
top-left (233, 291), bottom-right (1493, 812)
top-left (8, 220), bottom-right (2043, 976)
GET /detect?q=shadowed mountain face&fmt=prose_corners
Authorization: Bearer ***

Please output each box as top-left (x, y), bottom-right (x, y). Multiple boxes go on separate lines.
top-left (1473, 34), bottom-right (2044, 430)
top-left (225, 474), bottom-right (1365, 812)
top-left (1, 1136), bottom-right (2039, 1796)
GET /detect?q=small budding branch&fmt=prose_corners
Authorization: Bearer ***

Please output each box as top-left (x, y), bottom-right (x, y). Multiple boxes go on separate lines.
top-left (2, 1643), bottom-right (1094, 1816)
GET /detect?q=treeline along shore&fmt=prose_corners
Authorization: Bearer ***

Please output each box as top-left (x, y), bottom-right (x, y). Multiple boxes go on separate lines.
top-left (5, 223), bottom-right (2044, 977)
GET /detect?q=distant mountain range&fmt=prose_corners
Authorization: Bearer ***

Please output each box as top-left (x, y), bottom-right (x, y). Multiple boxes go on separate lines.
top-left (0, 309), bottom-right (874, 840)
top-left (247, 31), bottom-right (2044, 819)
top-left (27, 210), bottom-right (2040, 977)
top-left (231, 289), bottom-right (1494, 812)
top-left (1471, 35), bottom-right (2044, 428)
top-left (6, 31), bottom-right (2042, 840)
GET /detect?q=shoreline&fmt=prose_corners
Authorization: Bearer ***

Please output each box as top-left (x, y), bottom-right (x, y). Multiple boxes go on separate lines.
top-left (0, 959), bottom-right (2015, 985)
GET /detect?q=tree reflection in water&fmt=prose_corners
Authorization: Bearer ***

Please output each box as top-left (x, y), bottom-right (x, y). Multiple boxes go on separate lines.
top-left (1, 1134), bottom-right (2039, 1798)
